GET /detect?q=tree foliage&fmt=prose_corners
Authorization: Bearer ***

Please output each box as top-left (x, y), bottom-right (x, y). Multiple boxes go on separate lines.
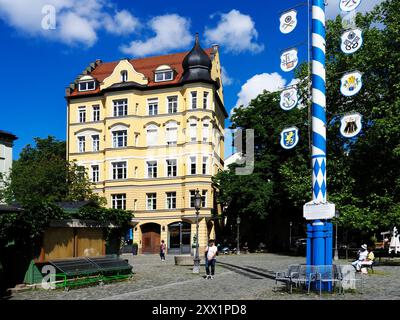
top-left (214, 0), bottom-right (400, 241)
top-left (0, 136), bottom-right (104, 205)
top-left (0, 136), bottom-right (132, 248)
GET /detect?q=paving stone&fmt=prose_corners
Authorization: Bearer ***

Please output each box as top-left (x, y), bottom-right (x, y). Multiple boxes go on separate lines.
top-left (10, 253), bottom-right (400, 300)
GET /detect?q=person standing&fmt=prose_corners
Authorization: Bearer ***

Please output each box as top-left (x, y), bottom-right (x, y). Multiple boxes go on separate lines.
top-left (205, 239), bottom-right (218, 279)
top-left (160, 240), bottom-right (166, 261)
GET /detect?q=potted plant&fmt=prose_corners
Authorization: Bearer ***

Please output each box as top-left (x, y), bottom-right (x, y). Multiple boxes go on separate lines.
top-left (132, 242), bottom-right (138, 255)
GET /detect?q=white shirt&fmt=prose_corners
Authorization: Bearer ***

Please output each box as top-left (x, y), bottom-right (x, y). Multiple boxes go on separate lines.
top-left (206, 245), bottom-right (218, 260)
top-left (358, 250), bottom-right (368, 261)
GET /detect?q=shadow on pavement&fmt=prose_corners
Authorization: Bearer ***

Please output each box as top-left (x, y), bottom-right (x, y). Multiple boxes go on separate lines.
top-left (217, 262), bottom-right (276, 280)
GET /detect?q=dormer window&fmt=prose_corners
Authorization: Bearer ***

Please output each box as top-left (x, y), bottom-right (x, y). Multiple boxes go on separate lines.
top-left (154, 65), bottom-right (174, 82)
top-left (78, 75), bottom-right (96, 92)
top-left (121, 70), bottom-right (128, 82)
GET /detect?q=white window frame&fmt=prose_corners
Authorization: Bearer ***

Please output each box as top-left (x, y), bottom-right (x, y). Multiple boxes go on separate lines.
top-left (202, 156), bottom-right (208, 175)
top-left (189, 156), bottom-right (196, 175)
top-left (146, 160), bottom-right (158, 178)
top-left (121, 70), bottom-right (128, 82)
top-left (189, 119), bottom-right (197, 142)
top-left (189, 190), bottom-right (196, 208)
top-left (112, 161), bottom-right (127, 180)
top-left (92, 135), bottom-right (100, 152)
top-left (167, 96), bottom-right (178, 114)
top-left (202, 120), bottom-right (210, 142)
top-left (92, 105), bottom-right (100, 122)
top-left (166, 159), bottom-right (177, 177)
top-left (112, 130), bottom-right (128, 148)
top-left (78, 80), bottom-right (95, 92)
top-left (190, 91), bottom-right (197, 109)
top-left (154, 70), bottom-right (173, 82)
top-left (203, 91), bottom-right (209, 109)
top-left (146, 193), bottom-right (157, 210)
top-left (91, 164), bottom-right (99, 182)
top-left (112, 194), bottom-right (126, 210)
top-left (146, 125), bottom-right (158, 146)
top-left (166, 192), bottom-right (176, 209)
top-left (147, 98), bottom-right (158, 116)
top-left (201, 190), bottom-right (207, 207)
top-left (113, 99), bottom-right (128, 117)
top-left (77, 136), bottom-right (85, 153)
top-left (78, 106), bottom-right (86, 123)
top-left (165, 121), bottom-right (178, 145)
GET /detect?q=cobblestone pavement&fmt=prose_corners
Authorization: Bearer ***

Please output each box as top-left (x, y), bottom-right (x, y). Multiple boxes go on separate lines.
top-left (9, 253), bottom-right (400, 300)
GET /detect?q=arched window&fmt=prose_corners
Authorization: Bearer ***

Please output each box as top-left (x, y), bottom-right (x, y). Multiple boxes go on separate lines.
top-left (121, 70), bottom-right (128, 82)
top-left (202, 119), bottom-right (210, 142)
top-left (146, 124), bottom-right (158, 146)
top-left (155, 65), bottom-right (173, 82)
top-left (110, 124), bottom-right (129, 148)
top-left (188, 118), bottom-right (197, 142)
top-left (165, 121), bottom-right (178, 145)
top-left (78, 75), bottom-right (96, 92)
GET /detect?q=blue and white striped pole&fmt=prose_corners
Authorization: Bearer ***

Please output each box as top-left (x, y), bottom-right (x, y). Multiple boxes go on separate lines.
top-left (308, 0), bottom-right (333, 290)
top-left (311, 0), bottom-right (327, 201)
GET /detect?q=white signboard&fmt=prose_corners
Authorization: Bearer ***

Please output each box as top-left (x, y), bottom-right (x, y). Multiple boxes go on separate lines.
top-left (341, 28), bottom-right (363, 54)
top-left (340, 71), bottom-right (363, 97)
top-left (339, 0), bottom-right (362, 12)
top-left (303, 201), bottom-right (335, 220)
top-left (280, 48), bottom-right (298, 72)
top-left (280, 126), bottom-right (299, 149)
top-left (340, 113), bottom-right (362, 138)
top-left (279, 10), bottom-right (298, 34)
top-left (280, 88), bottom-right (298, 111)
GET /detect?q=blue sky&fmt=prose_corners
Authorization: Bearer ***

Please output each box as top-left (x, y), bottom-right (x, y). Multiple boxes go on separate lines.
top-left (0, 0), bottom-right (383, 159)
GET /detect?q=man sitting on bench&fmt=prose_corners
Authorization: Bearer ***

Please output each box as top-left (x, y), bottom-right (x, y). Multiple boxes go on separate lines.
top-left (361, 247), bottom-right (375, 273)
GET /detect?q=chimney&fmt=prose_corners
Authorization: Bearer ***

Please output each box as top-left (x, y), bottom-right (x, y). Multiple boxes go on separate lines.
top-left (212, 44), bottom-right (219, 54)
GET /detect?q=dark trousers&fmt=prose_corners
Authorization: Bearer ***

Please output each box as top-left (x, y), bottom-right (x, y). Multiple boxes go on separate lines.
top-left (160, 252), bottom-right (165, 260)
top-left (206, 259), bottom-right (216, 275)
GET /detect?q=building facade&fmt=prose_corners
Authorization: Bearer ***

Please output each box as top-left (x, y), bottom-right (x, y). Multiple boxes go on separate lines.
top-left (66, 36), bottom-right (227, 254)
top-left (0, 130), bottom-right (17, 200)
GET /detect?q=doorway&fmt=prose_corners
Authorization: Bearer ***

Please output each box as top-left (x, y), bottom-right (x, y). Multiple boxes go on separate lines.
top-left (141, 223), bottom-right (161, 254)
top-left (168, 222), bottom-right (191, 255)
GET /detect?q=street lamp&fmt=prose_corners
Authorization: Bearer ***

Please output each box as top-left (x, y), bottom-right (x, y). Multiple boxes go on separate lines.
top-left (334, 210), bottom-right (339, 261)
top-left (193, 189), bottom-right (202, 273)
top-left (236, 216), bottom-right (241, 255)
top-left (289, 221), bottom-right (293, 248)
top-left (178, 222), bottom-right (182, 255)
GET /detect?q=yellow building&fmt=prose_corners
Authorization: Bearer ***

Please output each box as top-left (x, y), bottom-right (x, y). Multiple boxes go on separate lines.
top-left (66, 36), bottom-right (227, 254)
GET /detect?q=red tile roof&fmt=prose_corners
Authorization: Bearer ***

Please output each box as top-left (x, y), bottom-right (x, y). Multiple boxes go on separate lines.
top-left (69, 48), bottom-right (214, 97)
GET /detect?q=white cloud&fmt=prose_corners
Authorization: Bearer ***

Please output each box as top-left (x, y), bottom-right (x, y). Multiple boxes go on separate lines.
top-left (235, 73), bottom-right (292, 109)
top-left (58, 12), bottom-right (97, 46)
top-left (326, 0), bottom-right (385, 20)
top-left (0, 0), bottom-right (139, 47)
top-left (221, 66), bottom-right (234, 86)
top-left (120, 14), bottom-right (193, 57)
top-left (104, 10), bottom-right (140, 35)
top-left (204, 9), bottom-right (264, 54)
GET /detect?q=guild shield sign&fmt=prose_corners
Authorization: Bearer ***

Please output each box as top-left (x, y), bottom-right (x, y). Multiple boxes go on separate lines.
top-left (341, 28), bottom-right (363, 54)
top-left (340, 71), bottom-right (363, 97)
top-left (279, 10), bottom-right (298, 34)
top-left (339, 0), bottom-right (362, 12)
top-left (280, 127), bottom-right (299, 149)
top-left (280, 88), bottom-right (298, 111)
top-left (340, 113), bottom-right (362, 138)
top-left (280, 49), bottom-right (298, 72)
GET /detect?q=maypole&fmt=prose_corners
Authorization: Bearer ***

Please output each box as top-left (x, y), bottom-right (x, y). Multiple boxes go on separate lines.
top-left (305, 0), bottom-right (334, 291)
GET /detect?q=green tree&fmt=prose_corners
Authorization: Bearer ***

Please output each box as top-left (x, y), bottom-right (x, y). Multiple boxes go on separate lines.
top-left (1, 136), bottom-right (104, 204)
top-left (214, 0), bottom-right (400, 245)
